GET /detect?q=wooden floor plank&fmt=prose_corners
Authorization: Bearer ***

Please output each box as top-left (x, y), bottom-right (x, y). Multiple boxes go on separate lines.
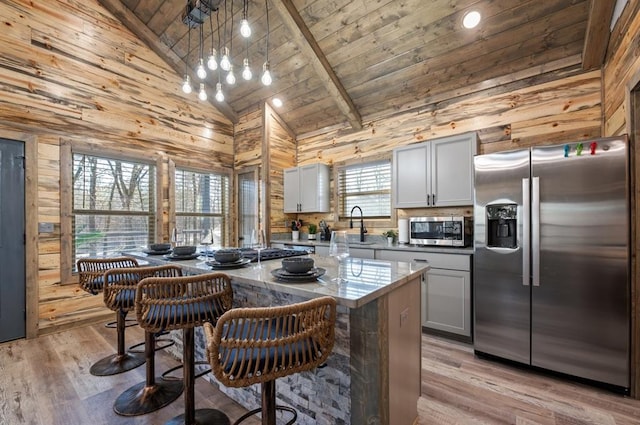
top-left (2, 325), bottom-right (640, 424)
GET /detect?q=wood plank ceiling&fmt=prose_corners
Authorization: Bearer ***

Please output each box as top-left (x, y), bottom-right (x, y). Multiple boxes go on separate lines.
top-left (99, 0), bottom-right (615, 137)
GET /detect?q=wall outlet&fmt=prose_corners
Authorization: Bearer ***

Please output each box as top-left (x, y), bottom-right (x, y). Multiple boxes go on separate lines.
top-left (38, 222), bottom-right (54, 233)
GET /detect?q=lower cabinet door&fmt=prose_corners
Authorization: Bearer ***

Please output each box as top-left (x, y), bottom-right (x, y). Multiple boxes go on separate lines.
top-left (424, 268), bottom-right (471, 337)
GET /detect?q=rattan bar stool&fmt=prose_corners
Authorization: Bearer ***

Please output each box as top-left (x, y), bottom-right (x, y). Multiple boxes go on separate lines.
top-left (77, 257), bottom-right (139, 295)
top-left (113, 265), bottom-right (186, 417)
top-left (77, 257), bottom-right (139, 330)
top-left (119, 272), bottom-right (234, 424)
top-left (90, 265), bottom-right (180, 376)
top-left (204, 296), bottom-right (337, 425)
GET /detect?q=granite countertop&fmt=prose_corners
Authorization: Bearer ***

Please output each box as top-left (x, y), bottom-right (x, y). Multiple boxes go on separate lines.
top-left (126, 252), bottom-right (429, 309)
top-left (271, 239), bottom-right (474, 255)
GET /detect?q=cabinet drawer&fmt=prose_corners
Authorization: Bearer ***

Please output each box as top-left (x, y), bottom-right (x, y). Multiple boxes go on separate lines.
top-left (376, 250), bottom-right (470, 271)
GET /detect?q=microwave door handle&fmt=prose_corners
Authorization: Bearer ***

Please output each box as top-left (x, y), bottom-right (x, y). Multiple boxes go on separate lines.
top-left (522, 178), bottom-right (530, 287)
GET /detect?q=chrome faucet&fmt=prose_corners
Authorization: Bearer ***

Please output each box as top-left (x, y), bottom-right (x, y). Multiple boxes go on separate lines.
top-left (350, 205), bottom-right (367, 242)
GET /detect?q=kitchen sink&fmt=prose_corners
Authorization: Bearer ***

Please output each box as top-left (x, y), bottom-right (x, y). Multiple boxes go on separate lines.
top-left (350, 241), bottom-right (376, 245)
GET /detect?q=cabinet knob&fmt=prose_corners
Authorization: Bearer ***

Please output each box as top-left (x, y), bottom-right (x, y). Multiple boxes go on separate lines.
top-left (432, 193), bottom-right (436, 205)
top-left (427, 194), bottom-right (431, 205)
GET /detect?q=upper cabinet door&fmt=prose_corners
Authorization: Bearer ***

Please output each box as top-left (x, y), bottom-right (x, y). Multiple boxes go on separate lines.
top-left (393, 143), bottom-right (430, 208)
top-left (283, 163), bottom-right (330, 213)
top-left (431, 132), bottom-right (478, 206)
top-left (283, 167), bottom-right (301, 213)
top-left (393, 132), bottom-right (478, 208)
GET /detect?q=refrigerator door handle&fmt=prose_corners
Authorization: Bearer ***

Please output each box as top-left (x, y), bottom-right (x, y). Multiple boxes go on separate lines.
top-left (522, 178), bottom-right (530, 286)
top-left (532, 176), bottom-right (540, 286)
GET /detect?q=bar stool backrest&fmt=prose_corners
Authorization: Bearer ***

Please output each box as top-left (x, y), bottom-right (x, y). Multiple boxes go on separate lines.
top-left (103, 265), bottom-right (183, 313)
top-left (204, 296), bottom-right (337, 388)
top-left (77, 257), bottom-right (139, 295)
top-left (135, 272), bottom-right (233, 334)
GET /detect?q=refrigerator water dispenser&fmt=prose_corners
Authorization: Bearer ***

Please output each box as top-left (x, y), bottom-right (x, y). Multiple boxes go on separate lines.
top-left (486, 204), bottom-right (517, 248)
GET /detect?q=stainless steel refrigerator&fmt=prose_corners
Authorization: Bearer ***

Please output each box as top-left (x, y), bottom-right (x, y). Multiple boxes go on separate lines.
top-left (473, 137), bottom-right (630, 391)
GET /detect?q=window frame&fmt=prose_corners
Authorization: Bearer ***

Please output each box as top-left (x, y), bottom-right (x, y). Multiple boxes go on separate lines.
top-left (332, 155), bottom-right (396, 230)
top-left (60, 141), bottom-right (162, 284)
top-left (169, 159), bottom-right (232, 248)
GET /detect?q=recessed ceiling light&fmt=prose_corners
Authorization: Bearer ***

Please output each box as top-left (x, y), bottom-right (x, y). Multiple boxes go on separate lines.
top-left (462, 10), bottom-right (481, 29)
top-left (272, 98), bottom-right (283, 107)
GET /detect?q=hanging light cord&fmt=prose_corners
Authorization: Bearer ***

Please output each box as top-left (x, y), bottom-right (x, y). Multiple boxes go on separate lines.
top-left (216, 9), bottom-right (222, 82)
top-left (265, 0), bottom-right (269, 62)
top-left (223, 0), bottom-right (228, 48)
top-left (185, 4), bottom-right (191, 74)
top-left (229, 0), bottom-right (234, 54)
top-left (208, 6), bottom-right (214, 52)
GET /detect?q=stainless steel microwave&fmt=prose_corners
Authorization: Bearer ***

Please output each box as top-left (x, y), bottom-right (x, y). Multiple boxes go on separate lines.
top-left (409, 216), bottom-right (472, 247)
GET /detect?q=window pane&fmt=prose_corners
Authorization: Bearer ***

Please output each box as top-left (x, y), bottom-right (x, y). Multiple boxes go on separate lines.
top-left (338, 160), bottom-right (391, 219)
top-left (175, 169), bottom-right (228, 214)
top-left (73, 155), bottom-right (153, 212)
top-left (74, 214), bottom-right (152, 258)
top-left (175, 168), bottom-right (229, 246)
top-left (238, 171), bottom-right (258, 247)
top-left (72, 153), bottom-right (155, 264)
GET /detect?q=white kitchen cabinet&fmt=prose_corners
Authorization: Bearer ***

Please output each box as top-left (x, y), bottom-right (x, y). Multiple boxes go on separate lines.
top-left (393, 132), bottom-right (478, 207)
top-left (283, 163), bottom-right (330, 213)
top-left (375, 249), bottom-right (472, 339)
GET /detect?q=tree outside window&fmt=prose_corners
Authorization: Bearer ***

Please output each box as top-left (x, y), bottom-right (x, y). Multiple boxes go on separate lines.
top-left (72, 153), bottom-right (155, 264)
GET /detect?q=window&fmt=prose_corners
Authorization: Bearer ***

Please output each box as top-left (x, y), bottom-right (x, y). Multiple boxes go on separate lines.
top-left (174, 167), bottom-right (230, 246)
top-left (72, 153), bottom-right (156, 263)
top-left (337, 160), bottom-right (391, 219)
top-left (237, 168), bottom-right (259, 248)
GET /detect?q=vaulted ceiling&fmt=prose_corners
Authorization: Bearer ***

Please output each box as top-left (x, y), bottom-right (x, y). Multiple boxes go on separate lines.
top-left (98, 0), bottom-right (615, 137)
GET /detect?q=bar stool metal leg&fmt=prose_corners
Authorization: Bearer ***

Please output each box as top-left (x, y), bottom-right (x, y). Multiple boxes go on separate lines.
top-left (113, 331), bottom-right (184, 416)
top-left (165, 327), bottom-right (229, 425)
top-left (90, 309), bottom-right (145, 376)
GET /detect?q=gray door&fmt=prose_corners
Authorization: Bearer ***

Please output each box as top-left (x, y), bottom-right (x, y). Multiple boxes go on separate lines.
top-left (473, 149), bottom-right (531, 364)
top-left (531, 139), bottom-right (630, 388)
top-left (0, 139), bottom-right (26, 342)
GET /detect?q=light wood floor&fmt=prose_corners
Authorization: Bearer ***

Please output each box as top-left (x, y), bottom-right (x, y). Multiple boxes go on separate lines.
top-left (2, 323), bottom-right (640, 425)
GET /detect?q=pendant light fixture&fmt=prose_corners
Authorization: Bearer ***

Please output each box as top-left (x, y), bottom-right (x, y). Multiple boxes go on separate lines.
top-left (181, 8), bottom-right (193, 94)
top-left (261, 0), bottom-right (272, 86)
top-left (215, 82), bottom-right (225, 102)
top-left (180, 0), bottom-right (274, 102)
top-left (198, 83), bottom-right (207, 101)
top-left (242, 57), bottom-right (252, 80)
top-left (206, 11), bottom-right (218, 71)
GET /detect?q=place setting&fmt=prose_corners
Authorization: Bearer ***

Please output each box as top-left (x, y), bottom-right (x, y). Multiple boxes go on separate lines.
top-left (142, 243), bottom-right (172, 256)
top-left (163, 245), bottom-right (200, 261)
top-left (271, 257), bottom-right (325, 283)
top-left (206, 248), bottom-right (251, 270)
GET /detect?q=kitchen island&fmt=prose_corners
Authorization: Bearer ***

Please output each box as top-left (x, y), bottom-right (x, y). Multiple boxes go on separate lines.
top-left (128, 252), bottom-right (428, 425)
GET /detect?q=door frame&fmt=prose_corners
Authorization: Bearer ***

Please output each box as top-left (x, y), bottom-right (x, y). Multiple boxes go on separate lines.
top-left (0, 129), bottom-right (38, 339)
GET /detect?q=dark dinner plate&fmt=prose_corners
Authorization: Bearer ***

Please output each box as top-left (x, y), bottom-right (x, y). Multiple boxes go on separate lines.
top-left (143, 249), bottom-right (172, 255)
top-left (163, 253), bottom-right (200, 261)
top-left (271, 267), bottom-right (325, 283)
top-left (206, 258), bottom-right (252, 269)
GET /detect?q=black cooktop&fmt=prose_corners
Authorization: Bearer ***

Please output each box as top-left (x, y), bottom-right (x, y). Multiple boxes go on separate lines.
top-left (239, 248), bottom-right (307, 262)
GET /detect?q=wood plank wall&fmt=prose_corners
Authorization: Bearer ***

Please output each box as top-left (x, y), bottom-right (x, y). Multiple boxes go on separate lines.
top-left (602, 0), bottom-right (640, 400)
top-left (292, 69), bottom-right (602, 237)
top-left (265, 105), bottom-right (297, 236)
top-left (0, 0), bottom-right (233, 335)
top-left (234, 103), bottom-right (296, 237)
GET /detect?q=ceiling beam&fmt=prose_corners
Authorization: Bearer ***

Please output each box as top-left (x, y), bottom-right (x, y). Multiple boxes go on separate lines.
top-left (272, 0), bottom-right (362, 131)
top-left (96, 0), bottom-right (238, 123)
top-left (582, 0), bottom-right (617, 70)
